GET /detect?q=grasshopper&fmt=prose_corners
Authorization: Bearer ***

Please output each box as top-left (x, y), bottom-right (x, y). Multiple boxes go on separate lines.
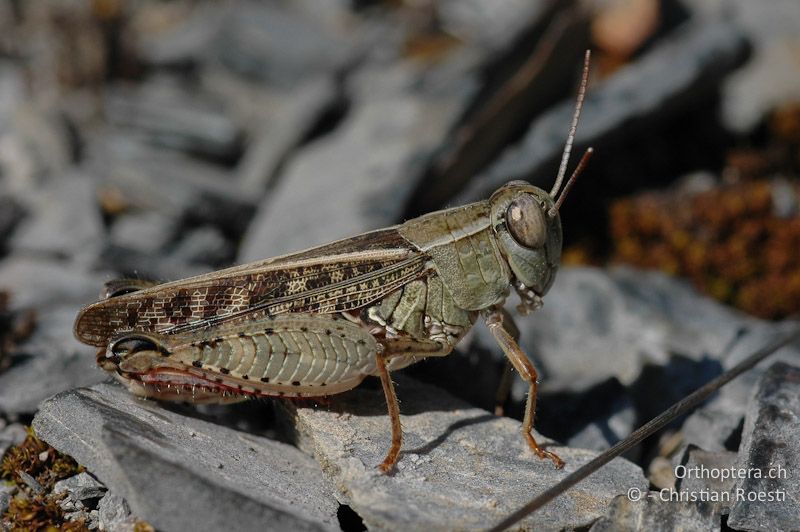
top-left (74, 53), bottom-right (594, 474)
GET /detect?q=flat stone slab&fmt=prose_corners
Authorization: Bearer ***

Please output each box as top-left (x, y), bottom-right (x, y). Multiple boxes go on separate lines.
top-left (525, 267), bottom-right (800, 386)
top-left (728, 362), bottom-right (800, 531)
top-left (0, 259), bottom-right (110, 414)
top-left (590, 492), bottom-right (720, 532)
top-left (32, 382), bottom-right (339, 532)
top-left (285, 375), bottom-right (647, 531)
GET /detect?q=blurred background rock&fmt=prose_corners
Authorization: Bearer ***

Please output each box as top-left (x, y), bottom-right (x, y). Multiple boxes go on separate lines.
top-left (0, 0), bottom-right (799, 530)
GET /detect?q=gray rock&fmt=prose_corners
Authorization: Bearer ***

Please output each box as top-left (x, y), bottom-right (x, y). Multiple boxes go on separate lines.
top-left (567, 393), bottom-right (637, 452)
top-left (230, 78), bottom-right (337, 195)
top-left (408, 347), bottom-right (640, 457)
top-left (0, 60), bottom-right (25, 127)
top-left (108, 211), bottom-right (177, 256)
top-left (0, 423), bottom-right (27, 466)
top-left (0, 484), bottom-right (16, 515)
top-left (239, 62), bottom-right (467, 261)
top-left (405, 5), bottom-right (589, 215)
top-left (0, 98), bottom-right (74, 195)
top-left (459, 19), bottom-right (749, 202)
top-left (438, 0), bottom-right (552, 52)
top-left (134, 3), bottom-right (225, 67)
top-left (54, 472), bottom-right (107, 503)
top-left (516, 267), bottom-right (748, 393)
top-left (288, 0), bottom-right (353, 31)
top-left (681, 402), bottom-right (745, 455)
top-left (675, 447), bottom-right (738, 516)
top-left (0, 422), bottom-right (28, 449)
top-left (0, 257), bottom-right (110, 415)
top-left (88, 509), bottom-right (100, 530)
top-left (62, 507), bottom-right (100, 530)
top-left (0, 60), bottom-right (30, 193)
top-left (0, 256), bottom-right (101, 311)
top-left (105, 81), bottom-right (242, 162)
top-left (0, 438), bottom-right (11, 460)
top-left (168, 225), bottom-right (233, 267)
top-left (0, 304), bottom-right (106, 415)
top-left (97, 492), bottom-right (134, 532)
top-left (85, 140), bottom-right (255, 235)
top-left (732, 46), bottom-right (800, 129)
top-left (237, 0), bottom-right (573, 262)
top-left (97, 245), bottom-right (211, 282)
top-left (681, 320), bottom-right (800, 454)
top-left (683, 0), bottom-right (800, 132)
top-left (17, 470), bottom-right (43, 494)
top-left (728, 362), bottom-right (800, 531)
top-left (210, 3), bottom-right (351, 88)
top-left (771, 178), bottom-right (798, 219)
top-left (9, 172), bottom-right (104, 263)
top-left (32, 382), bottom-right (339, 532)
top-left (285, 375), bottom-right (647, 531)
top-left (0, 195), bottom-right (25, 248)
top-left (590, 492), bottom-right (720, 532)
top-left (508, 267), bottom-right (800, 399)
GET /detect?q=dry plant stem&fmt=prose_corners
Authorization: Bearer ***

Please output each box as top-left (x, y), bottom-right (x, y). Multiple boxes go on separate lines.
top-left (489, 327), bottom-right (800, 531)
top-left (484, 308), bottom-right (565, 469)
top-left (411, 6), bottom-right (583, 216)
top-left (376, 352), bottom-right (402, 474)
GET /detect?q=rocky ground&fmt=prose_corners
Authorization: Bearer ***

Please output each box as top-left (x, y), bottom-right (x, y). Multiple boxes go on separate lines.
top-left (1, 1), bottom-right (799, 531)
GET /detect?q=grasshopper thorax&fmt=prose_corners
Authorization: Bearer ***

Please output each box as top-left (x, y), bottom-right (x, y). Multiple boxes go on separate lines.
top-left (490, 181), bottom-right (562, 299)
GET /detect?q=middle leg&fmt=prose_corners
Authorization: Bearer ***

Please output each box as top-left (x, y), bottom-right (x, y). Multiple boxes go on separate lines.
top-left (375, 351), bottom-right (402, 474)
top-left (483, 308), bottom-right (564, 469)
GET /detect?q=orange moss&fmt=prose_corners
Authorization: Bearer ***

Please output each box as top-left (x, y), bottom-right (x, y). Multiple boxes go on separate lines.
top-left (4, 494), bottom-right (90, 532)
top-left (0, 429), bottom-right (100, 530)
top-left (609, 178), bottom-right (800, 319)
top-left (0, 428), bottom-right (83, 492)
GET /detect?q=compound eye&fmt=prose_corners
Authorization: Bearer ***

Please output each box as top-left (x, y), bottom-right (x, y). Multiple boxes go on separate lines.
top-left (506, 194), bottom-right (547, 248)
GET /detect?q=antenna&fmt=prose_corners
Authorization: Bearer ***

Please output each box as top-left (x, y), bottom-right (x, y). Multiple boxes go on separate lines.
top-left (550, 147), bottom-right (593, 217)
top-left (549, 50), bottom-right (591, 199)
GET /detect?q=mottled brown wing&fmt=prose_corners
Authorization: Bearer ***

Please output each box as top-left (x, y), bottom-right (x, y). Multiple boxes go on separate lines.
top-left (75, 228), bottom-right (429, 347)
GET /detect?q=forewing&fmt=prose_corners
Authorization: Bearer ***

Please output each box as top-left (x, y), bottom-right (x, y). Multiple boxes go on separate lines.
top-left (75, 228), bottom-right (428, 347)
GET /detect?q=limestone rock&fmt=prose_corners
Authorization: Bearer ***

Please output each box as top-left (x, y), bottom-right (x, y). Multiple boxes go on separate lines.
top-left (33, 382), bottom-right (339, 532)
top-left (285, 375), bottom-right (647, 531)
top-left (728, 362), bottom-right (800, 531)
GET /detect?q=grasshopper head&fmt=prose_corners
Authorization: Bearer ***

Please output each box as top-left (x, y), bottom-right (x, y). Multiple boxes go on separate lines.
top-left (487, 51), bottom-right (593, 306)
top-left (488, 51), bottom-right (594, 306)
top-left (490, 181), bottom-right (562, 298)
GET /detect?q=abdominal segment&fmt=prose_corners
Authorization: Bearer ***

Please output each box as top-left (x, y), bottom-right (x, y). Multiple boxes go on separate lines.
top-left (119, 368), bottom-right (257, 404)
top-left (117, 314), bottom-right (380, 403)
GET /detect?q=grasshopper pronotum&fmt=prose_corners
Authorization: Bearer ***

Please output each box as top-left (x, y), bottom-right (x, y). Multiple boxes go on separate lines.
top-left (74, 53), bottom-right (594, 474)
